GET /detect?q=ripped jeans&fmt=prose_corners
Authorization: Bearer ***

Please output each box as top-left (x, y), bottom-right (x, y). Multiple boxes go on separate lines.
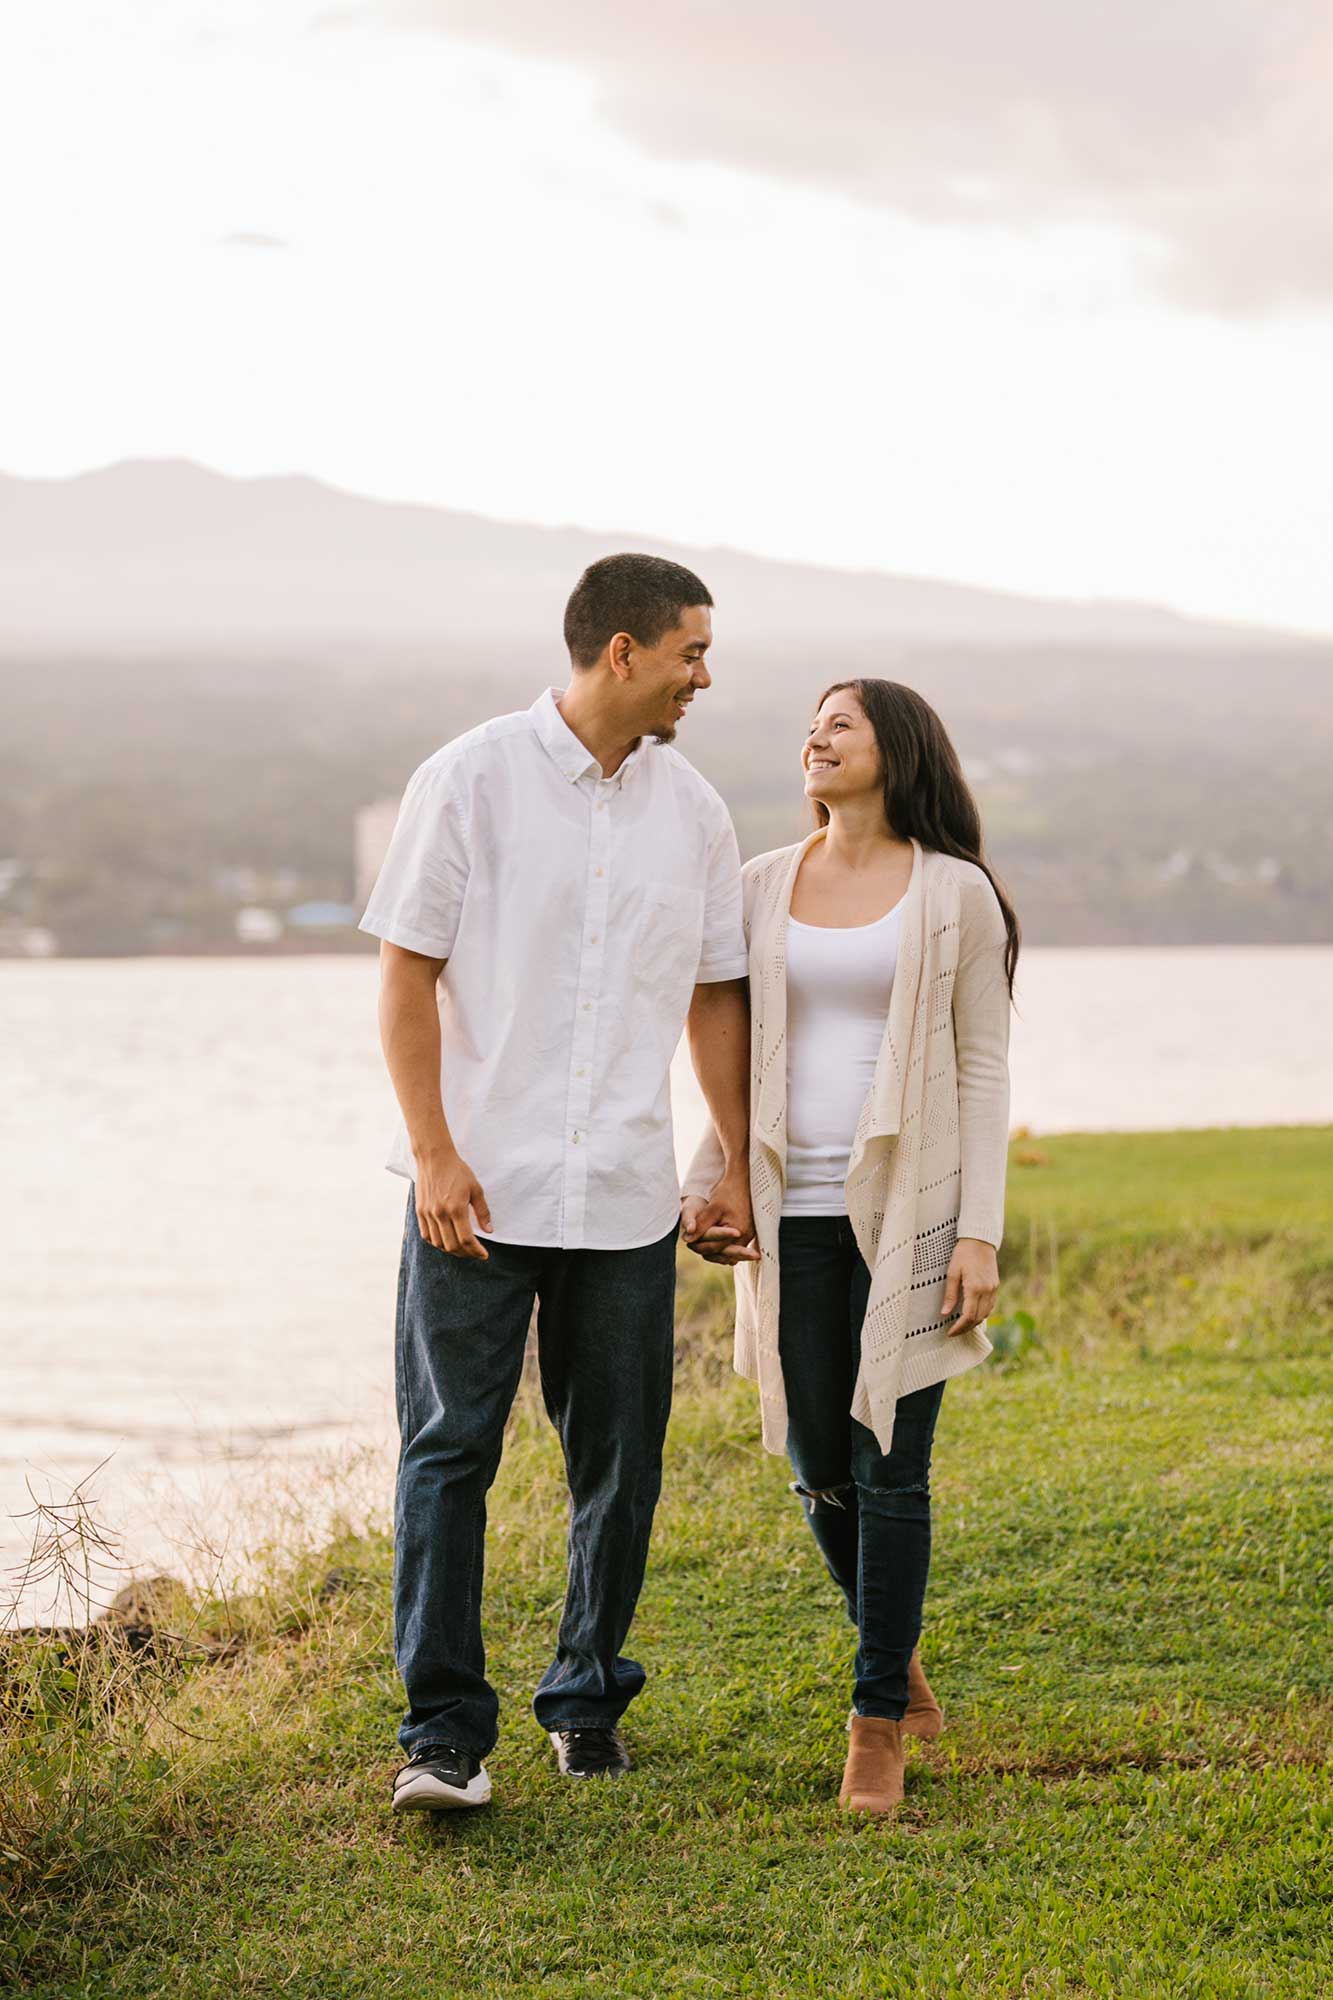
top-left (778, 1214), bottom-right (946, 1721)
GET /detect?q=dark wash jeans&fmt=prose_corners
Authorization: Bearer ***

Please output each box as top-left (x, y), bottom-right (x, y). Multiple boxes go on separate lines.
top-left (393, 1189), bottom-right (678, 1758)
top-left (778, 1214), bottom-right (946, 1721)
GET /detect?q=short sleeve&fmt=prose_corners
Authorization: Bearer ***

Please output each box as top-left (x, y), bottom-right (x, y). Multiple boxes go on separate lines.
top-left (695, 797), bottom-right (749, 983)
top-left (358, 759), bottom-right (470, 960)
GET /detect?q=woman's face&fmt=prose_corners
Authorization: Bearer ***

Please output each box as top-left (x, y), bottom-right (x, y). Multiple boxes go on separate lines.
top-left (802, 688), bottom-right (882, 808)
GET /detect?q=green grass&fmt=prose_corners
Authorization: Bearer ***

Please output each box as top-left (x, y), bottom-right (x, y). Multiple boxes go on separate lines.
top-left (4, 1127), bottom-right (1331, 1998)
top-left (1007, 1123), bottom-right (1333, 1235)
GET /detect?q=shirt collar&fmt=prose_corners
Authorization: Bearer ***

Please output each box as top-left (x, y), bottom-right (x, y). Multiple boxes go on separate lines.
top-left (530, 687), bottom-right (652, 790)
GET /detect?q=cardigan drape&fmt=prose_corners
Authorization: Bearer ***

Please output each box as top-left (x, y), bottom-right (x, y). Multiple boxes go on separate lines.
top-left (683, 830), bottom-right (1013, 1456)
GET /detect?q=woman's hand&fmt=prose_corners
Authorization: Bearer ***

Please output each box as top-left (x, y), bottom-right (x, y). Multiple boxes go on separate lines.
top-left (939, 1236), bottom-right (998, 1334)
top-left (682, 1166), bottom-right (761, 1266)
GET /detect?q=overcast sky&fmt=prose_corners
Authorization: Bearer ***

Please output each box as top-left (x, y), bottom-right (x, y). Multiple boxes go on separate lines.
top-left (3, 0), bottom-right (1332, 634)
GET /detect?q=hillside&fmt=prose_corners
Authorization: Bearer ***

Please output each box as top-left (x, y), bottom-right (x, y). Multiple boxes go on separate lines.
top-left (0, 459), bottom-right (1301, 653)
top-left (1, 462), bottom-right (1330, 953)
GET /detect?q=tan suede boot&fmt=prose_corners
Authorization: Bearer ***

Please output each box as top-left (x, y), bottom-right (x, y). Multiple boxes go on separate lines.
top-left (903, 1647), bottom-right (944, 1741)
top-left (839, 1715), bottom-right (905, 1815)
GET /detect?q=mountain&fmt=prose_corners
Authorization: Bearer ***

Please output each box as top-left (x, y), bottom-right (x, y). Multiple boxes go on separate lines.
top-left (2, 458), bottom-right (1329, 955)
top-left (0, 458), bottom-right (1302, 653)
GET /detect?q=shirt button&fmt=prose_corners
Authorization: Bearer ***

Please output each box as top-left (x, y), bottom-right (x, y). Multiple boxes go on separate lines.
top-left (590, 934), bottom-right (599, 945)
top-left (582, 1001), bottom-right (591, 1011)
top-left (575, 1067), bottom-right (586, 1078)
top-left (571, 1131), bottom-right (581, 1145)
top-left (595, 867), bottom-right (604, 878)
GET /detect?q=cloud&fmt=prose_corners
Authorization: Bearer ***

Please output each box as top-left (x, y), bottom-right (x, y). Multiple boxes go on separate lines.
top-left (216, 232), bottom-right (291, 252)
top-left (371, 1), bottom-right (1333, 314)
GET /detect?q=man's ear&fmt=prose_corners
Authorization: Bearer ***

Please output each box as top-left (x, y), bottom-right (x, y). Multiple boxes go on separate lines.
top-left (607, 631), bottom-right (634, 683)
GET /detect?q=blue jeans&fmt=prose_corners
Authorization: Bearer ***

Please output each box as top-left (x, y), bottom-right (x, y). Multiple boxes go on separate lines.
top-left (393, 1190), bottom-right (678, 1757)
top-left (778, 1214), bottom-right (946, 1720)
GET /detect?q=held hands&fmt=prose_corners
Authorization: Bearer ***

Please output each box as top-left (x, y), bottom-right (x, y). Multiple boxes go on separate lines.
top-left (415, 1146), bottom-right (493, 1260)
top-left (681, 1166), bottom-right (761, 1267)
top-left (939, 1237), bottom-right (999, 1334)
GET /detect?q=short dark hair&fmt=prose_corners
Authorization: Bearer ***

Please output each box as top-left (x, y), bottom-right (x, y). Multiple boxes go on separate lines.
top-left (564, 553), bottom-right (713, 669)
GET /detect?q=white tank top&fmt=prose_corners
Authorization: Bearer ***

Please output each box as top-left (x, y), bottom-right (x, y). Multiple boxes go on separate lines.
top-left (782, 902), bottom-right (902, 1217)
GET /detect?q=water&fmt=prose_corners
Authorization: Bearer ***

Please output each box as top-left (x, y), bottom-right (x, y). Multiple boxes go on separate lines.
top-left (5, 949), bottom-right (1331, 1618)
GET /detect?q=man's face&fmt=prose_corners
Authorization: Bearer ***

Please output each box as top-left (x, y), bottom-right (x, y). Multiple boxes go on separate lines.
top-left (630, 604), bottom-right (713, 743)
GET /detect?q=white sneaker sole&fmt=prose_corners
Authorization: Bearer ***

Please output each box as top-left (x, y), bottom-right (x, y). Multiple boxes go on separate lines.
top-left (392, 1766), bottom-right (492, 1812)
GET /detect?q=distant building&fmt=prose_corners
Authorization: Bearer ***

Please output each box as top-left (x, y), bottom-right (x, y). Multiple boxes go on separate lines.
top-left (1156, 848), bottom-right (1194, 883)
top-left (235, 907), bottom-right (283, 944)
top-left (356, 798), bottom-right (401, 909)
top-left (213, 865), bottom-right (261, 901)
top-left (0, 924), bottom-right (57, 958)
top-left (215, 864), bottom-right (304, 904)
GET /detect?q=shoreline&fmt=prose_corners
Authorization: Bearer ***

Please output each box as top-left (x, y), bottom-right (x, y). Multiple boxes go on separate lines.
top-left (7, 1124), bottom-right (1331, 1632)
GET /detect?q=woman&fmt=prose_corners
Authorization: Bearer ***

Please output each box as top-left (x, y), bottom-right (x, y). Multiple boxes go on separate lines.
top-left (683, 678), bottom-right (1018, 1816)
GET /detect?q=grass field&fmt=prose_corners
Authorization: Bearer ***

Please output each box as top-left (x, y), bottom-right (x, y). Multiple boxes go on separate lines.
top-left (3, 1126), bottom-right (1330, 1997)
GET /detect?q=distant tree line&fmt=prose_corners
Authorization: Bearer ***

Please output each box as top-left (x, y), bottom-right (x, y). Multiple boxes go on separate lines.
top-left (1, 640), bottom-right (1329, 954)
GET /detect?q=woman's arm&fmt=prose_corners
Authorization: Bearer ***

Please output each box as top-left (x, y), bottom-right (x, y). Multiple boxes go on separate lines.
top-left (941, 871), bottom-right (1012, 1330)
top-left (681, 1120), bottom-right (727, 1202)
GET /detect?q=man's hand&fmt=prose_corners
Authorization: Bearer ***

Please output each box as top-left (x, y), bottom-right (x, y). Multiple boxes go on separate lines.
top-left (682, 1165), bottom-right (760, 1266)
top-left (414, 1145), bottom-right (494, 1260)
top-left (939, 1236), bottom-right (998, 1333)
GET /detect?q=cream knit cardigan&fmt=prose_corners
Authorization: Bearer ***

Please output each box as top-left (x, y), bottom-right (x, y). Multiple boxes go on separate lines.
top-left (683, 829), bottom-right (1013, 1457)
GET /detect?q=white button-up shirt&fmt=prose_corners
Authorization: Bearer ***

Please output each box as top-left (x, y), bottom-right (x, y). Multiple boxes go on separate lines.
top-left (359, 688), bottom-right (748, 1250)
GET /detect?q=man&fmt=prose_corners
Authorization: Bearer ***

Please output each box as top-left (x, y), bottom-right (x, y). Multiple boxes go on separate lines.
top-left (360, 553), bottom-right (755, 1812)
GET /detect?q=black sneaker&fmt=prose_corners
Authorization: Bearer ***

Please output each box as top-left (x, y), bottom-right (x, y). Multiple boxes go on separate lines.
top-left (392, 1740), bottom-right (492, 1812)
top-left (548, 1726), bottom-right (631, 1778)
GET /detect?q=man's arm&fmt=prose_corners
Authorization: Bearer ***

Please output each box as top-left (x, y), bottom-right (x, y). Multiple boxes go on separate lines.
top-left (681, 978), bottom-right (759, 1264)
top-left (377, 941), bottom-right (492, 1260)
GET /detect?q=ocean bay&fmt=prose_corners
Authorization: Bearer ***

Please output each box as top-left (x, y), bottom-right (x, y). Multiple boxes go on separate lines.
top-left (4, 947), bottom-right (1332, 1617)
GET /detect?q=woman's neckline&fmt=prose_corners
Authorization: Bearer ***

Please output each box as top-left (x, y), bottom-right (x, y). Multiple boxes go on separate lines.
top-left (788, 891), bottom-right (907, 934)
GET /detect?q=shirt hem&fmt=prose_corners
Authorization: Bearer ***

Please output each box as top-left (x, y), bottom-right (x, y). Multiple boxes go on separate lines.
top-left (383, 1162), bottom-right (679, 1253)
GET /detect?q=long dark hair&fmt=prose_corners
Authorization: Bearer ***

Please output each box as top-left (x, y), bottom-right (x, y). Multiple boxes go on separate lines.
top-left (813, 678), bottom-right (1021, 997)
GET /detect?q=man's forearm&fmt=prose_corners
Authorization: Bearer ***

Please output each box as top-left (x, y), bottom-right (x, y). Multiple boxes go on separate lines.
top-left (377, 948), bottom-right (456, 1164)
top-left (686, 979), bottom-right (750, 1168)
